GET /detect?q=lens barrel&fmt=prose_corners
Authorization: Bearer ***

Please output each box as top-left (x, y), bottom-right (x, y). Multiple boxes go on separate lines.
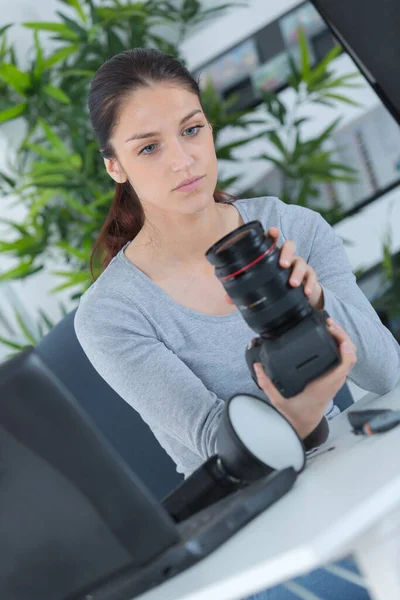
top-left (206, 221), bottom-right (311, 337)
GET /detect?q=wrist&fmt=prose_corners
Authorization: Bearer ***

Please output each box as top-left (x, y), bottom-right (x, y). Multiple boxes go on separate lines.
top-left (293, 411), bottom-right (327, 441)
top-left (311, 283), bottom-right (324, 311)
top-left (301, 417), bottom-right (330, 451)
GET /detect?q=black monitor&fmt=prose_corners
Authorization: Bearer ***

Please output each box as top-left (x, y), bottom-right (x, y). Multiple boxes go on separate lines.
top-left (310, 0), bottom-right (400, 126)
top-left (0, 348), bottom-right (179, 600)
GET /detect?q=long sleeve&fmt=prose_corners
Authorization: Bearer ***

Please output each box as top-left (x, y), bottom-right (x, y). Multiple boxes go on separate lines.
top-left (74, 289), bottom-right (224, 475)
top-left (280, 205), bottom-right (400, 395)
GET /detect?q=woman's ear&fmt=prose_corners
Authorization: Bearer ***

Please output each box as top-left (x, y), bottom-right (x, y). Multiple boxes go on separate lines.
top-left (104, 158), bottom-right (128, 184)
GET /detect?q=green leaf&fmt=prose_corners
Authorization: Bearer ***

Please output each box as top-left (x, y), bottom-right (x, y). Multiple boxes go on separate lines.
top-left (267, 131), bottom-right (288, 158)
top-left (86, 0), bottom-right (100, 25)
top-left (0, 171), bottom-right (16, 188)
top-left (255, 154), bottom-right (293, 177)
top-left (58, 301), bottom-right (69, 317)
top-left (30, 163), bottom-right (74, 177)
top-left (312, 98), bottom-right (336, 108)
top-left (320, 93), bottom-right (361, 107)
top-left (57, 241), bottom-right (89, 261)
top-left (312, 73), bottom-right (362, 92)
top-left (0, 63), bottom-right (31, 94)
top-left (0, 218), bottom-right (28, 235)
top-left (23, 22), bottom-right (79, 42)
top-left (260, 91), bottom-right (287, 125)
top-left (28, 189), bottom-right (56, 218)
top-left (308, 44), bottom-right (342, 88)
top-left (15, 175), bottom-right (69, 193)
top-left (15, 310), bottom-right (38, 345)
top-left (0, 336), bottom-right (28, 351)
top-left (296, 179), bottom-right (313, 207)
top-left (0, 24), bottom-right (12, 37)
top-left (216, 131), bottom-right (267, 160)
top-left (59, 0), bottom-right (87, 24)
top-left (50, 270), bottom-right (91, 293)
top-left (0, 261), bottom-right (43, 282)
top-left (287, 53), bottom-right (301, 90)
top-left (60, 68), bottom-right (95, 78)
top-left (306, 117), bottom-right (342, 153)
top-left (44, 44), bottom-right (79, 69)
top-left (43, 84), bottom-right (71, 104)
top-left (96, 5), bottom-right (147, 23)
top-left (0, 103), bottom-right (27, 123)
top-left (298, 27), bottom-right (310, 83)
top-left (38, 118), bottom-right (69, 155)
top-left (33, 29), bottom-right (44, 79)
top-left (24, 143), bottom-right (63, 161)
top-left (61, 192), bottom-right (97, 217)
top-left (55, 10), bottom-right (87, 38)
top-left (38, 308), bottom-right (55, 331)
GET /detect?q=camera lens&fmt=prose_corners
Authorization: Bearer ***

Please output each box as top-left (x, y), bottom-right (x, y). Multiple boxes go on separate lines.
top-left (206, 220), bottom-right (311, 337)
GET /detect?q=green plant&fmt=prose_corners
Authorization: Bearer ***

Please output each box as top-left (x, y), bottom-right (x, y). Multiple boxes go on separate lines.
top-left (0, 4), bottom-right (363, 351)
top-left (244, 28), bottom-right (362, 224)
top-left (372, 220), bottom-right (400, 338)
top-left (0, 0), bottom-right (259, 298)
top-left (0, 302), bottom-right (68, 355)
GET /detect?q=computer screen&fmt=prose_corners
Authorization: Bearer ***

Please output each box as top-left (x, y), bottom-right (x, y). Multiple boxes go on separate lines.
top-left (310, 0), bottom-right (400, 126)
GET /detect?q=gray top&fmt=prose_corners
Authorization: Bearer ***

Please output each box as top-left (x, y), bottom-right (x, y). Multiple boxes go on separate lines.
top-left (74, 196), bottom-right (400, 477)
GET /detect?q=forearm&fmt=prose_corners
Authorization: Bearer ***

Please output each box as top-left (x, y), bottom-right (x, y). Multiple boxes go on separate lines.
top-left (322, 286), bottom-right (400, 394)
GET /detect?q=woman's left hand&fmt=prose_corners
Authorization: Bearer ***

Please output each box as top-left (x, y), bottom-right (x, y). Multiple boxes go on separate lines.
top-left (268, 227), bottom-right (324, 310)
top-left (225, 227), bottom-right (324, 311)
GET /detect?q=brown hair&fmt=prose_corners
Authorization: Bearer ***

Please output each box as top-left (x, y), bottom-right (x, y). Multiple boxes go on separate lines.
top-left (88, 48), bottom-right (236, 277)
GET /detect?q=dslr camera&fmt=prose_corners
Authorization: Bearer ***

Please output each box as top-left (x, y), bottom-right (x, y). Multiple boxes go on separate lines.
top-left (206, 220), bottom-right (340, 397)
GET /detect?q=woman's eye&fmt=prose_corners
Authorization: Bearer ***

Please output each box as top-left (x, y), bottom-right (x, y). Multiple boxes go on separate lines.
top-left (139, 124), bottom-right (204, 154)
top-left (140, 143), bottom-right (157, 155)
top-left (183, 124), bottom-right (204, 137)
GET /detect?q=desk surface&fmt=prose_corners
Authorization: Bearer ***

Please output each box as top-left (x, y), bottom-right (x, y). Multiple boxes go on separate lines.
top-left (136, 384), bottom-right (400, 600)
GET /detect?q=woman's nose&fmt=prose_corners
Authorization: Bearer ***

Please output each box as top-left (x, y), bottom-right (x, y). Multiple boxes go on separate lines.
top-left (170, 140), bottom-right (195, 172)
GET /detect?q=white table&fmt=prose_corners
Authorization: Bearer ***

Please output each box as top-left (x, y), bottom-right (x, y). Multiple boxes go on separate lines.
top-left (135, 382), bottom-right (400, 600)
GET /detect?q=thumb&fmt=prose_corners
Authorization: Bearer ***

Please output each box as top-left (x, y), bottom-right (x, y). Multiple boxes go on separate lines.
top-left (253, 363), bottom-right (284, 407)
top-left (224, 293), bottom-right (234, 305)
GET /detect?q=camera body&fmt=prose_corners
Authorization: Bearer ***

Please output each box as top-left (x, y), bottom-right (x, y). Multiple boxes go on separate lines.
top-left (245, 310), bottom-right (340, 397)
top-left (205, 219), bottom-right (341, 398)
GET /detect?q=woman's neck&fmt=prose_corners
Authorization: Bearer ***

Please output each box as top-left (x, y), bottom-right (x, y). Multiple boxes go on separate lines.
top-left (127, 202), bottom-right (242, 270)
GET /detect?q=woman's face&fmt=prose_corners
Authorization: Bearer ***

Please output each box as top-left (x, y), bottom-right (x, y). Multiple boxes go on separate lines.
top-left (105, 82), bottom-right (218, 216)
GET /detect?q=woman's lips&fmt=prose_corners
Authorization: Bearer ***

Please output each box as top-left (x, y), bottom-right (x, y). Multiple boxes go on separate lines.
top-left (174, 175), bottom-right (205, 192)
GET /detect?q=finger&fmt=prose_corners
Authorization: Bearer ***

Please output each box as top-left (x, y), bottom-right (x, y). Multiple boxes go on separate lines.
top-left (306, 322), bottom-right (357, 394)
top-left (321, 336), bottom-right (357, 386)
top-left (253, 363), bottom-right (284, 406)
top-left (303, 269), bottom-right (318, 296)
top-left (267, 227), bottom-right (280, 242)
top-left (289, 258), bottom-right (308, 287)
top-left (327, 320), bottom-right (357, 354)
top-left (279, 240), bottom-right (296, 268)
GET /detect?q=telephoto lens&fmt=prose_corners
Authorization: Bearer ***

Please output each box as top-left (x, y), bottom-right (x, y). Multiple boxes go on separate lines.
top-left (205, 220), bottom-right (340, 397)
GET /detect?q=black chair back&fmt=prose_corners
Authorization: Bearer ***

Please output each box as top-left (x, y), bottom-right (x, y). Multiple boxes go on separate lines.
top-left (36, 310), bottom-right (183, 500)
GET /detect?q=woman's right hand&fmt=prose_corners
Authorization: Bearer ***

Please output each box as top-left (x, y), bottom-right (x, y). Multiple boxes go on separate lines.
top-left (253, 319), bottom-right (357, 440)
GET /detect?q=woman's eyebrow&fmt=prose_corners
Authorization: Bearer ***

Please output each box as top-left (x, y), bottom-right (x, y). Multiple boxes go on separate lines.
top-left (124, 109), bottom-right (203, 143)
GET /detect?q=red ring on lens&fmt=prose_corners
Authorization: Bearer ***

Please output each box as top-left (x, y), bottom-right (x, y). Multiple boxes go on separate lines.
top-left (218, 242), bottom-right (277, 281)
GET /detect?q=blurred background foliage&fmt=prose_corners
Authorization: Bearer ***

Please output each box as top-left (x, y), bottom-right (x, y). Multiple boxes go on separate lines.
top-left (0, 0), bottom-right (368, 351)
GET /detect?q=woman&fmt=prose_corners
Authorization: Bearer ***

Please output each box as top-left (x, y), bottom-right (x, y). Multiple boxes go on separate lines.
top-left (75, 48), bottom-right (400, 599)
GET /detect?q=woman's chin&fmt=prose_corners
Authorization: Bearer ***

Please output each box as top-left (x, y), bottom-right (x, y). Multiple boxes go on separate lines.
top-left (176, 190), bottom-right (214, 210)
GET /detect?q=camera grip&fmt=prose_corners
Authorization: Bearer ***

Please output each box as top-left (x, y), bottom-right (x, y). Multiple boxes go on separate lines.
top-left (245, 337), bottom-right (264, 389)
